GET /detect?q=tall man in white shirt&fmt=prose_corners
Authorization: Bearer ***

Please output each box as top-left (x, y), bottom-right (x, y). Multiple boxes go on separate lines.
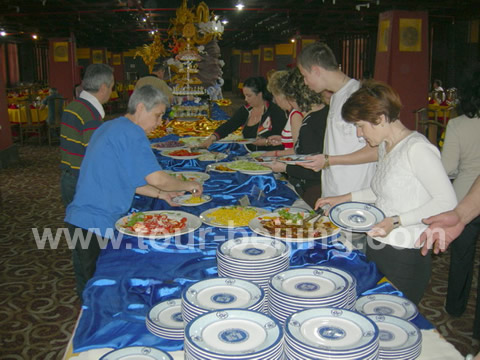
top-left (297, 42), bottom-right (377, 197)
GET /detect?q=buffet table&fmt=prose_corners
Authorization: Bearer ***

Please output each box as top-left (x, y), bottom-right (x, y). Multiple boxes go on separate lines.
top-left (62, 135), bottom-right (463, 360)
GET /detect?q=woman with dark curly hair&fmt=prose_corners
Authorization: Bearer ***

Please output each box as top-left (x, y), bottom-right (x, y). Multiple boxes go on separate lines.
top-left (265, 68), bottom-right (330, 207)
top-left (440, 64), bottom-right (480, 324)
top-left (200, 76), bottom-right (287, 151)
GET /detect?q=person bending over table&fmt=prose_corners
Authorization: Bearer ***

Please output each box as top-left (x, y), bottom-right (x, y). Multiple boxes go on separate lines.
top-left (264, 70), bottom-right (304, 156)
top-left (264, 68), bottom-right (328, 208)
top-left (64, 85), bottom-right (203, 300)
top-left (200, 76), bottom-right (287, 151)
top-left (315, 80), bottom-right (457, 304)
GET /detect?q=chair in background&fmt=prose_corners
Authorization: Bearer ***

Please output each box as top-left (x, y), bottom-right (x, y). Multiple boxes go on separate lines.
top-left (19, 104), bottom-right (44, 145)
top-left (414, 106), bottom-right (454, 147)
top-left (46, 98), bottom-right (65, 146)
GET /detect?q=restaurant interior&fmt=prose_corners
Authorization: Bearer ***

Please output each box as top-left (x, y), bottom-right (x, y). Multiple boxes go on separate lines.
top-left (0, 0), bottom-right (479, 359)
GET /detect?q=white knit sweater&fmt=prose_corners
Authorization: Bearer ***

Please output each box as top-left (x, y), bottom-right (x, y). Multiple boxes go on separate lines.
top-left (352, 132), bottom-right (457, 248)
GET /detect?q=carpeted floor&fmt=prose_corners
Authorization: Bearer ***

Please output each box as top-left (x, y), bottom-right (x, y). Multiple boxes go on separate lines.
top-left (0, 142), bottom-right (478, 359)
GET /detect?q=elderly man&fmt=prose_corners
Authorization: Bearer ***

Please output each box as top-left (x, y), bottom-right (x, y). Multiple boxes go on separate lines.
top-left (135, 62), bottom-right (173, 102)
top-left (65, 85), bottom-right (203, 298)
top-left (60, 63), bottom-right (114, 207)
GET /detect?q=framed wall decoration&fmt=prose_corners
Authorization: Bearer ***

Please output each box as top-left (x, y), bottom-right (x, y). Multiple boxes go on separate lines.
top-left (53, 42), bottom-right (69, 62)
top-left (92, 50), bottom-right (104, 64)
top-left (399, 18), bottom-right (422, 52)
top-left (113, 54), bottom-right (122, 65)
top-left (263, 48), bottom-right (274, 61)
top-left (377, 20), bottom-right (390, 52)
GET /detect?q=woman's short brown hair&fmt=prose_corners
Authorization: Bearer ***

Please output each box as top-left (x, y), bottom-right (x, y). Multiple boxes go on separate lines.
top-left (342, 80), bottom-right (402, 124)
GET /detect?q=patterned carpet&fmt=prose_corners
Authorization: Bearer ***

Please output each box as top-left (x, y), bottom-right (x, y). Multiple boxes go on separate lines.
top-left (0, 143), bottom-right (478, 359)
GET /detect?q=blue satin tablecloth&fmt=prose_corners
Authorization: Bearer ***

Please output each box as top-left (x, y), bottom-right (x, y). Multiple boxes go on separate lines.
top-left (72, 135), bottom-right (433, 353)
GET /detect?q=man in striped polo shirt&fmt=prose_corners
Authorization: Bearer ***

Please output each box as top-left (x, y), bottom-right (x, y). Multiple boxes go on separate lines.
top-left (60, 64), bottom-right (114, 207)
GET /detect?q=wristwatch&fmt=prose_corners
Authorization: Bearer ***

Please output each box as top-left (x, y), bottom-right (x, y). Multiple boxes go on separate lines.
top-left (392, 215), bottom-right (402, 229)
top-left (323, 154), bottom-right (330, 169)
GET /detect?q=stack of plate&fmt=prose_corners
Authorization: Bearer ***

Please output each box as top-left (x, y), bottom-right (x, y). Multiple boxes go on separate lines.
top-left (355, 294), bottom-right (419, 320)
top-left (181, 277), bottom-right (265, 323)
top-left (184, 309), bottom-right (284, 360)
top-left (267, 267), bottom-right (353, 324)
top-left (367, 314), bottom-right (422, 359)
top-left (146, 299), bottom-right (184, 341)
top-left (216, 237), bottom-right (290, 297)
top-left (310, 265), bottom-right (357, 308)
top-left (284, 308), bottom-right (379, 360)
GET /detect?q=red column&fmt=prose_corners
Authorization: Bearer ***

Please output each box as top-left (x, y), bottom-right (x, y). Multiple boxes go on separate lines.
top-left (0, 64), bottom-right (13, 150)
top-left (374, 10), bottom-right (429, 129)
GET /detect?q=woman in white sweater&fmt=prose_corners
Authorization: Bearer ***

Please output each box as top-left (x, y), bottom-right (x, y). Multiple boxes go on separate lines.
top-left (316, 80), bottom-right (457, 304)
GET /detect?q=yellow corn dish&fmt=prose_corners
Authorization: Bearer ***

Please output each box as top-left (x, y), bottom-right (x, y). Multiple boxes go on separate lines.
top-left (206, 206), bottom-right (259, 226)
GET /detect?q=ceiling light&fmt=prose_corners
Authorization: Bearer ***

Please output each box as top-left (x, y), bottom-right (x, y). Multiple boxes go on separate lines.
top-left (222, 19), bottom-right (228, 25)
top-left (0, 31), bottom-right (6, 36)
top-left (32, 34), bottom-right (38, 39)
top-left (236, 2), bottom-right (245, 10)
top-left (290, 38), bottom-right (295, 43)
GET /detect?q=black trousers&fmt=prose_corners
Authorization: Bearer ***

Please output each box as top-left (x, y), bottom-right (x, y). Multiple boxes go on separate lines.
top-left (366, 238), bottom-right (432, 305)
top-left (66, 224), bottom-right (102, 300)
top-left (445, 215), bottom-right (480, 338)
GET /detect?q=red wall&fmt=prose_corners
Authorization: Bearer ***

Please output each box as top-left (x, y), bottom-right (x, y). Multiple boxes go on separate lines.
top-left (374, 10), bottom-right (429, 129)
top-left (48, 38), bottom-right (77, 102)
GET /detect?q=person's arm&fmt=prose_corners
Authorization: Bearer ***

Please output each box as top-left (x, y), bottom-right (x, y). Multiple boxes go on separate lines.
top-left (416, 175), bottom-right (480, 255)
top-left (135, 184), bottom-right (184, 206)
top-left (289, 111), bottom-right (303, 144)
top-left (299, 145), bottom-right (378, 172)
top-left (441, 120), bottom-right (460, 176)
top-left (200, 106), bottom-right (248, 148)
top-left (145, 171), bottom-right (203, 195)
top-left (267, 104), bottom-right (288, 137)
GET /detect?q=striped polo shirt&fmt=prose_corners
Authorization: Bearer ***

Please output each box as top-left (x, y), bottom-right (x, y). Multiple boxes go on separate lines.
top-left (60, 99), bottom-right (103, 176)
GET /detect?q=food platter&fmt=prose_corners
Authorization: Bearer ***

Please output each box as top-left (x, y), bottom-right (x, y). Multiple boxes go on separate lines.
top-left (200, 206), bottom-right (269, 228)
top-left (151, 140), bottom-right (186, 151)
top-left (249, 212), bottom-right (340, 242)
top-left (115, 210), bottom-right (202, 239)
top-left (161, 149), bottom-right (205, 160)
top-left (226, 160), bottom-right (272, 175)
top-left (329, 201), bottom-right (385, 232)
top-left (179, 136), bottom-right (208, 147)
top-left (207, 164), bottom-right (237, 173)
top-left (164, 170), bottom-right (210, 183)
top-left (277, 154), bottom-right (314, 165)
top-left (198, 152), bottom-right (228, 161)
top-left (172, 194), bottom-right (212, 207)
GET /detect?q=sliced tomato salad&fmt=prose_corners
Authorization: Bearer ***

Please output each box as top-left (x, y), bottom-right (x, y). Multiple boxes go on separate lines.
top-left (124, 213), bottom-right (187, 236)
top-left (168, 149), bottom-right (201, 156)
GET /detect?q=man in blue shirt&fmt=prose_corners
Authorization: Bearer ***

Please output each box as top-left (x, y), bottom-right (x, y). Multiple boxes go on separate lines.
top-left (65, 85), bottom-right (203, 299)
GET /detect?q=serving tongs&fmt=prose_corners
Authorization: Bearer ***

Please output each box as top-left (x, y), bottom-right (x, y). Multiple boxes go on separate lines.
top-left (303, 207), bottom-right (325, 223)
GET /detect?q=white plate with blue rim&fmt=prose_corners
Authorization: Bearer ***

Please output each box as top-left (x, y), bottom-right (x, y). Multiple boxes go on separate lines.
top-left (270, 268), bottom-right (348, 299)
top-left (184, 309), bottom-right (283, 357)
top-left (100, 346), bottom-right (173, 360)
top-left (183, 278), bottom-right (264, 311)
top-left (366, 314), bottom-right (422, 353)
top-left (147, 299), bottom-right (184, 330)
top-left (329, 201), bottom-right (386, 232)
top-left (355, 294), bottom-right (418, 321)
top-left (218, 237), bottom-right (289, 262)
top-left (285, 307), bottom-right (379, 352)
